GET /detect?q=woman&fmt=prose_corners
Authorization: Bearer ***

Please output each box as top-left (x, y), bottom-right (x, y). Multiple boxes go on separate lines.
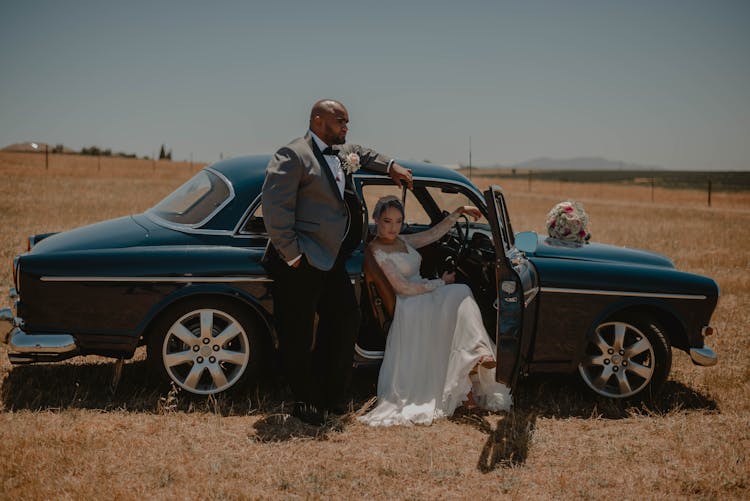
top-left (359, 196), bottom-right (512, 427)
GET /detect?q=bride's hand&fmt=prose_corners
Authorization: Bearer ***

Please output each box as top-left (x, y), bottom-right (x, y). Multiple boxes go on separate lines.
top-left (442, 271), bottom-right (456, 284)
top-left (454, 206), bottom-right (482, 221)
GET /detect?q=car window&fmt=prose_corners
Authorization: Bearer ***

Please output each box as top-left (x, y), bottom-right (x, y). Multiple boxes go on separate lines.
top-left (241, 202), bottom-right (266, 234)
top-left (425, 186), bottom-right (488, 226)
top-left (151, 170), bottom-right (230, 225)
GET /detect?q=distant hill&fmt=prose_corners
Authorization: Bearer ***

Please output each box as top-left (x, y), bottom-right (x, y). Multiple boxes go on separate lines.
top-left (2, 141), bottom-right (76, 154)
top-left (512, 157), bottom-right (662, 171)
top-left (478, 157), bottom-right (663, 171)
top-left (2, 141), bottom-right (142, 158)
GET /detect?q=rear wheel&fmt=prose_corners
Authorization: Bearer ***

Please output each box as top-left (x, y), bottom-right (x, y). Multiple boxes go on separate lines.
top-left (147, 299), bottom-right (262, 395)
top-left (578, 314), bottom-right (671, 400)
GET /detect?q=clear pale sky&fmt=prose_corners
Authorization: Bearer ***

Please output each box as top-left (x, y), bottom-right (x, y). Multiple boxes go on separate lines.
top-left (1, 0), bottom-right (748, 170)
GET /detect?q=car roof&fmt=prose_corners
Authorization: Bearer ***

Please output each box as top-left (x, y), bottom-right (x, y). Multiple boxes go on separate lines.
top-left (209, 154), bottom-right (473, 194)
top-left (198, 155), bottom-right (476, 231)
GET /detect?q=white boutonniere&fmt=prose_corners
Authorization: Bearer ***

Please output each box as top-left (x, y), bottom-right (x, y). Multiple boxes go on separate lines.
top-left (341, 153), bottom-right (360, 175)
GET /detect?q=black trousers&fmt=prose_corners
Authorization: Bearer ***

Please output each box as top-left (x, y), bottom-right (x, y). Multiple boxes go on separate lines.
top-left (265, 246), bottom-right (360, 408)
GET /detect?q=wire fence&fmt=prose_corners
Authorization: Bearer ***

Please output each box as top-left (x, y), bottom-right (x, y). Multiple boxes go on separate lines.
top-left (3, 150), bottom-right (748, 209)
top-left (461, 169), bottom-right (750, 210)
top-left (0, 150), bottom-right (205, 180)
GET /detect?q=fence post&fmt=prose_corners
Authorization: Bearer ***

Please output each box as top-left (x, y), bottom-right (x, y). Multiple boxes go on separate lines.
top-left (651, 177), bottom-right (654, 203)
top-left (707, 179), bottom-right (712, 207)
top-left (45, 144), bottom-right (49, 170)
top-left (528, 171), bottom-right (532, 192)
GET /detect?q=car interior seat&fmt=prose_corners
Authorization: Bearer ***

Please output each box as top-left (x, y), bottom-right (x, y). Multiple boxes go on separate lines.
top-left (362, 241), bottom-right (396, 336)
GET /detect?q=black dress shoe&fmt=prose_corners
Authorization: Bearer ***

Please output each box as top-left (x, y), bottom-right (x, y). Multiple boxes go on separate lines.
top-left (291, 402), bottom-right (325, 426)
top-left (328, 401), bottom-right (350, 416)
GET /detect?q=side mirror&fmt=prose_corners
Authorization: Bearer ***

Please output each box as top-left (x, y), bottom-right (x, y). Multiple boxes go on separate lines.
top-left (514, 231), bottom-right (538, 254)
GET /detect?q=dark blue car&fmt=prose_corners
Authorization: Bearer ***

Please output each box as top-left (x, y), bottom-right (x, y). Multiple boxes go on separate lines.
top-left (1, 156), bottom-right (719, 400)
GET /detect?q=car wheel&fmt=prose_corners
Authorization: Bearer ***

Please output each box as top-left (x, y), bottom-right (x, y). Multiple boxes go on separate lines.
top-left (147, 299), bottom-right (261, 395)
top-left (578, 314), bottom-right (671, 400)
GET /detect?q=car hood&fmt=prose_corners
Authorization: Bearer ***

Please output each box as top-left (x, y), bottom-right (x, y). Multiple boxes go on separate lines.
top-left (29, 216), bottom-right (150, 254)
top-left (520, 231), bottom-right (674, 268)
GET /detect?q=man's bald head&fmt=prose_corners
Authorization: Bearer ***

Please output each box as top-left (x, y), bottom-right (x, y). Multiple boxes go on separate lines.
top-left (309, 99), bottom-right (345, 123)
top-left (309, 99), bottom-right (349, 145)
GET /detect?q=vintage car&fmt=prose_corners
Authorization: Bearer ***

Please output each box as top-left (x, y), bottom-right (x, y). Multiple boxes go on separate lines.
top-left (1, 156), bottom-right (719, 401)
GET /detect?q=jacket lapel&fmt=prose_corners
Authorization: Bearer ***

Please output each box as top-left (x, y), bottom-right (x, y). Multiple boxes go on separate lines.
top-left (306, 133), bottom-right (343, 201)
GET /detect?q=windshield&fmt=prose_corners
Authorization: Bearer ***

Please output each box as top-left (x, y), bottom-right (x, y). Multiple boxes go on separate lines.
top-left (151, 170), bottom-right (231, 225)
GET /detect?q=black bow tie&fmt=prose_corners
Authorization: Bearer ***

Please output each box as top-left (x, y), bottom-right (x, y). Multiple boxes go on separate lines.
top-left (321, 146), bottom-right (340, 156)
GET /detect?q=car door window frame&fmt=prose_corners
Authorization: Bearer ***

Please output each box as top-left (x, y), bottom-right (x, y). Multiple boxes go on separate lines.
top-left (355, 175), bottom-right (488, 230)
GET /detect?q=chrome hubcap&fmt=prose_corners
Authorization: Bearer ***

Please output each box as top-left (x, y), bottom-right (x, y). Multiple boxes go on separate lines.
top-left (162, 309), bottom-right (250, 395)
top-left (578, 321), bottom-right (655, 398)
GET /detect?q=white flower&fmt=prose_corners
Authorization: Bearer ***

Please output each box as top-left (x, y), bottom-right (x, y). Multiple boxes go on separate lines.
top-left (341, 153), bottom-right (360, 174)
top-left (545, 201), bottom-right (590, 243)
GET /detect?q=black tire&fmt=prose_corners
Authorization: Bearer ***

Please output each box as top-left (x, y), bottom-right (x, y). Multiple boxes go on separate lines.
top-left (578, 313), bottom-right (671, 401)
top-left (146, 297), bottom-right (263, 395)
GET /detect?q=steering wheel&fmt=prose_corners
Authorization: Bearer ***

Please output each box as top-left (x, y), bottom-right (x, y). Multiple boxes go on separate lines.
top-left (440, 213), bottom-right (470, 276)
top-left (453, 213), bottom-right (471, 256)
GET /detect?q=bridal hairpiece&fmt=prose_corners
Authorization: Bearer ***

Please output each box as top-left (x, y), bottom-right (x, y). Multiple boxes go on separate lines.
top-left (372, 195), bottom-right (404, 220)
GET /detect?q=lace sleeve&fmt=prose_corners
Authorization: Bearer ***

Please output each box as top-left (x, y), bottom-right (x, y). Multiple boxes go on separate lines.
top-left (401, 212), bottom-right (461, 250)
top-left (373, 250), bottom-right (444, 296)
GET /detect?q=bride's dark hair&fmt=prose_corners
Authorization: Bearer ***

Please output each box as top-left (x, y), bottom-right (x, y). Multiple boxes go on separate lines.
top-left (372, 195), bottom-right (405, 220)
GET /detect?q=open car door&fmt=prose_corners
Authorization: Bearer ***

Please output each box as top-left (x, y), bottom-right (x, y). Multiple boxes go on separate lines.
top-left (484, 185), bottom-right (528, 393)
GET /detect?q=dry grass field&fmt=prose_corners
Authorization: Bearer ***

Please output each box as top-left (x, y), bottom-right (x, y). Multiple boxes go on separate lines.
top-left (0, 153), bottom-right (748, 500)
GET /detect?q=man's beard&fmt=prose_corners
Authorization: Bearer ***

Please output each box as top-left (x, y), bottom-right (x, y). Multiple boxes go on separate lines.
top-left (325, 125), bottom-right (346, 145)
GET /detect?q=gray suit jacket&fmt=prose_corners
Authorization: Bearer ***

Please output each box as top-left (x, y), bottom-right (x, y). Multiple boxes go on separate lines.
top-left (262, 132), bottom-right (391, 271)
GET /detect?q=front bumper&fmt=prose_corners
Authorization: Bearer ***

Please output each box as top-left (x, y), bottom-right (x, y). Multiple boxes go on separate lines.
top-left (2, 296), bottom-right (79, 364)
top-left (2, 325), bottom-right (79, 364)
top-left (689, 346), bottom-right (718, 367)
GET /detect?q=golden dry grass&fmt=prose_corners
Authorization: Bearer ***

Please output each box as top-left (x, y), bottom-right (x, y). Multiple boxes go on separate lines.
top-left (0, 156), bottom-right (748, 500)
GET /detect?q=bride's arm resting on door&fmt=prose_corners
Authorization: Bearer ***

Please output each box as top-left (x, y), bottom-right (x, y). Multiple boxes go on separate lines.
top-left (400, 206), bottom-right (482, 250)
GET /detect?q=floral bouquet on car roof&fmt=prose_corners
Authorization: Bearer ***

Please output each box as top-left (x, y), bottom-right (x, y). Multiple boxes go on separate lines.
top-left (545, 201), bottom-right (590, 243)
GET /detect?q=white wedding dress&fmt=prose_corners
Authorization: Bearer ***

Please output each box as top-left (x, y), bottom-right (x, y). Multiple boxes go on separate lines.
top-left (359, 237), bottom-right (512, 427)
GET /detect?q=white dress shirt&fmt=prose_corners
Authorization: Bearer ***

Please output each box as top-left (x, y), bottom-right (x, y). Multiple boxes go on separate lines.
top-left (310, 130), bottom-right (346, 197)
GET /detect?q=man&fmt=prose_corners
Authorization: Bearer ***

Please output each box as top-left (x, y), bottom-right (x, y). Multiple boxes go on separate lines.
top-left (262, 99), bottom-right (412, 425)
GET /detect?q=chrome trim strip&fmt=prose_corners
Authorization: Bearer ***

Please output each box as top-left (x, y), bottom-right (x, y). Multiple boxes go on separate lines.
top-left (144, 212), bottom-right (237, 236)
top-left (355, 174), bottom-right (485, 206)
top-left (354, 344), bottom-right (384, 359)
top-left (145, 167), bottom-right (237, 233)
top-left (41, 276), bottom-right (273, 283)
top-left (42, 276), bottom-right (355, 284)
top-left (540, 287), bottom-right (706, 300)
top-left (524, 286), bottom-right (539, 307)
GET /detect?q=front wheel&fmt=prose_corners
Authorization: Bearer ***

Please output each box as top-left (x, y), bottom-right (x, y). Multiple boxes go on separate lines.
top-left (578, 314), bottom-right (671, 400)
top-left (147, 299), bottom-right (261, 395)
